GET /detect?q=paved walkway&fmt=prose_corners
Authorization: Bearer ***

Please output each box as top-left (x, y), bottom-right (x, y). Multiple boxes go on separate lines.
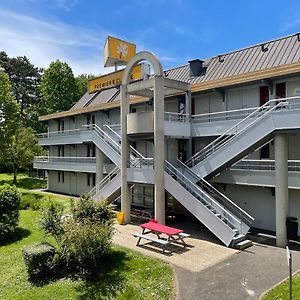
top-left (113, 222), bottom-right (300, 299)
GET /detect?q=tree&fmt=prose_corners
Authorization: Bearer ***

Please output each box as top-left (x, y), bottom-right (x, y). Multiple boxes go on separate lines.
top-left (1, 127), bottom-right (45, 183)
top-left (40, 60), bottom-right (80, 115)
top-left (0, 70), bottom-right (20, 150)
top-left (0, 51), bottom-right (42, 130)
top-left (76, 73), bottom-right (96, 98)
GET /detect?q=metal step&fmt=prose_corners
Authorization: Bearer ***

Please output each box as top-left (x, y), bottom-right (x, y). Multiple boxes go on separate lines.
top-left (232, 234), bottom-right (246, 244)
top-left (235, 239), bottom-right (253, 250)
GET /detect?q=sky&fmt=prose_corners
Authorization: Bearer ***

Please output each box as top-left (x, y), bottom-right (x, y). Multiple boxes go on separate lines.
top-left (0, 0), bottom-right (300, 76)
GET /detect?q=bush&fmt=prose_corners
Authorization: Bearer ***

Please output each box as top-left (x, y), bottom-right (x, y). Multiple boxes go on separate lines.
top-left (0, 184), bottom-right (21, 241)
top-left (22, 243), bottom-right (57, 282)
top-left (40, 202), bottom-right (64, 240)
top-left (60, 218), bottom-right (114, 277)
top-left (71, 194), bottom-right (114, 224)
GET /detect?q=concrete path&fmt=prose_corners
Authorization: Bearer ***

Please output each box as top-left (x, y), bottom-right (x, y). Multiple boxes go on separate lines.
top-left (175, 243), bottom-right (300, 300)
top-left (113, 221), bottom-right (300, 299)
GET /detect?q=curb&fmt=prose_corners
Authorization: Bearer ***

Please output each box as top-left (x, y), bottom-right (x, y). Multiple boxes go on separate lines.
top-left (259, 269), bottom-right (300, 299)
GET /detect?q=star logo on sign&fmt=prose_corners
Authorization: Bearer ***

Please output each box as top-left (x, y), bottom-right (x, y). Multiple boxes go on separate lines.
top-left (116, 43), bottom-right (128, 59)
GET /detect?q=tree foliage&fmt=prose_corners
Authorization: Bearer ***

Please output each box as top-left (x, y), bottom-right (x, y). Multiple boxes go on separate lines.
top-left (0, 70), bottom-right (21, 151)
top-left (0, 51), bottom-right (42, 130)
top-left (40, 60), bottom-right (80, 114)
top-left (0, 127), bottom-right (45, 183)
top-left (76, 73), bottom-right (96, 98)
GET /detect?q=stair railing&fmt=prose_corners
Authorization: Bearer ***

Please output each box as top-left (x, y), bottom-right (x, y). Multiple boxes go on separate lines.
top-left (176, 158), bottom-right (254, 225)
top-left (185, 98), bottom-right (292, 167)
top-left (103, 124), bottom-right (145, 160)
top-left (165, 160), bottom-right (243, 231)
top-left (88, 166), bottom-right (120, 198)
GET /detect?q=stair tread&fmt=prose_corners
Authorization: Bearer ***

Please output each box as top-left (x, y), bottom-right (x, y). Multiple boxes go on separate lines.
top-left (237, 239), bottom-right (252, 246)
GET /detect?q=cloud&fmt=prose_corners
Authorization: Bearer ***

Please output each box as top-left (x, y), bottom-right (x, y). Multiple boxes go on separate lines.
top-left (55, 0), bottom-right (79, 12)
top-left (280, 18), bottom-right (300, 32)
top-left (0, 8), bottom-right (111, 75)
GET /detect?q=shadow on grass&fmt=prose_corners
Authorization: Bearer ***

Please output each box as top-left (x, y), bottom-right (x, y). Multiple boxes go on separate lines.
top-left (76, 249), bottom-right (130, 300)
top-left (0, 227), bottom-right (31, 246)
top-left (0, 177), bottom-right (46, 190)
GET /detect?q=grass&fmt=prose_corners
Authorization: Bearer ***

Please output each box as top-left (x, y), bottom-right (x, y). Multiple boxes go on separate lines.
top-left (0, 210), bottom-right (174, 300)
top-left (0, 172), bottom-right (47, 190)
top-left (262, 273), bottom-right (300, 300)
top-left (0, 172), bottom-right (72, 212)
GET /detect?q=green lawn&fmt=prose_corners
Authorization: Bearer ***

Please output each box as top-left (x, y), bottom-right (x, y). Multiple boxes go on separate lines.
top-left (0, 211), bottom-right (174, 300)
top-left (0, 172), bottom-right (47, 190)
top-left (262, 273), bottom-right (300, 300)
top-left (0, 173), bottom-right (72, 212)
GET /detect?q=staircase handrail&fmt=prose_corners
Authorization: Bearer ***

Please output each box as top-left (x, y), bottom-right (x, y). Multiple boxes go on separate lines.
top-left (88, 166), bottom-right (120, 198)
top-left (165, 160), bottom-right (243, 230)
top-left (185, 98), bottom-right (291, 167)
top-left (176, 159), bottom-right (254, 224)
top-left (103, 124), bottom-right (145, 159)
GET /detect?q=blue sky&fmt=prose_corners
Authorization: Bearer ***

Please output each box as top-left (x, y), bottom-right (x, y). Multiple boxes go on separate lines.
top-left (0, 0), bottom-right (300, 75)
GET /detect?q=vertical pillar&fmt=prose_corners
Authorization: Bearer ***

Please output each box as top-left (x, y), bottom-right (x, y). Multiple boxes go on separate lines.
top-left (185, 91), bottom-right (192, 159)
top-left (154, 76), bottom-right (165, 224)
top-left (275, 133), bottom-right (289, 247)
top-left (96, 148), bottom-right (104, 191)
top-left (121, 85), bottom-right (131, 224)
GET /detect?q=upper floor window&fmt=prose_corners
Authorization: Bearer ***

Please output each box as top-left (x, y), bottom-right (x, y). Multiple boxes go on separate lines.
top-left (58, 145), bottom-right (64, 157)
top-left (58, 119), bottom-right (64, 131)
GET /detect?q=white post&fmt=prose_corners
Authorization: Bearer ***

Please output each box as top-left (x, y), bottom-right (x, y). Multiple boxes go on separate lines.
top-left (121, 85), bottom-right (131, 224)
top-left (275, 133), bottom-right (289, 247)
top-left (96, 148), bottom-right (104, 192)
top-left (154, 75), bottom-right (165, 224)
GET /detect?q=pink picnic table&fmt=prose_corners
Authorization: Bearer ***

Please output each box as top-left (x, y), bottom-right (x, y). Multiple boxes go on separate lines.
top-left (135, 221), bottom-right (189, 251)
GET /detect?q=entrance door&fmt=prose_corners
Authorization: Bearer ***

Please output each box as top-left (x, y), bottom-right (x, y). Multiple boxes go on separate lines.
top-left (276, 82), bottom-right (286, 99)
top-left (260, 86), bottom-right (269, 106)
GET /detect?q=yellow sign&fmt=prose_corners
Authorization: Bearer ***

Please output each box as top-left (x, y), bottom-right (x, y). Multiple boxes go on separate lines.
top-left (88, 64), bottom-right (143, 93)
top-left (104, 36), bottom-right (136, 67)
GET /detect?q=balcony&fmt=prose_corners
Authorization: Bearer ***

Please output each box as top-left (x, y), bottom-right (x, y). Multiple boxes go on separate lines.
top-left (34, 156), bottom-right (96, 173)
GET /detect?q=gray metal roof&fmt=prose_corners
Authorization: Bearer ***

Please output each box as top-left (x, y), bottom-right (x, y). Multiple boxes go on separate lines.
top-left (72, 33), bottom-right (300, 110)
top-left (71, 87), bottom-right (119, 110)
top-left (165, 33), bottom-right (300, 84)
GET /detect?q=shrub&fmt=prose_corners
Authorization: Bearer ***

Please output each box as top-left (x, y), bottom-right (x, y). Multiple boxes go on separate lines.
top-left (71, 194), bottom-right (114, 224)
top-left (0, 184), bottom-right (21, 241)
top-left (40, 202), bottom-right (64, 240)
top-left (22, 243), bottom-right (57, 282)
top-left (60, 218), bottom-right (114, 277)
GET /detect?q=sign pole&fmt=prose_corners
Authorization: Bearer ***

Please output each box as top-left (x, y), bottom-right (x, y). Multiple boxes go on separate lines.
top-left (286, 246), bottom-right (292, 300)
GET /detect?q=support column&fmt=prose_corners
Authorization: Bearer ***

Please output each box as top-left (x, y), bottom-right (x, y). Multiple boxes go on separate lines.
top-left (121, 85), bottom-right (131, 224)
top-left (96, 148), bottom-right (104, 192)
top-left (154, 75), bottom-right (165, 224)
top-left (185, 91), bottom-right (192, 159)
top-left (275, 133), bottom-right (289, 247)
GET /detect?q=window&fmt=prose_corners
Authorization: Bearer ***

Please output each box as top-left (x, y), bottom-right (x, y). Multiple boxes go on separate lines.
top-left (58, 119), bottom-right (64, 131)
top-left (58, 145), bottom-right (64, 157)
top-left (92, 144), bottom-right (96, 157)
top-left (58, 171), bottom-right (64, 183)
top-left (87, 173), bottom-right (96, 186)
top-left (87, 145), bottom-right (91, 157)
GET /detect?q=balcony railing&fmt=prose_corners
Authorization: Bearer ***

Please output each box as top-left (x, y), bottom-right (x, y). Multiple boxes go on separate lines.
top-left (34, 156), bottom-right (96, 164)
top-left (164, 112), bottom-right (190, 123)
top-left (231, 159), bottom-right (300, 172)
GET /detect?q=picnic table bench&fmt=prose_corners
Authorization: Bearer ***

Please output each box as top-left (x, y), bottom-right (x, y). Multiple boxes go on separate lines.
top-left (133, 220), bottom-right (190, 253)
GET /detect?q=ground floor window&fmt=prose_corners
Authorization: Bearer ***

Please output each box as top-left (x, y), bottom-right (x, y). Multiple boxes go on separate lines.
top-left (58, 171), bottom-right (64, 183)
top-left (87, 173), bottom-right (96, 187)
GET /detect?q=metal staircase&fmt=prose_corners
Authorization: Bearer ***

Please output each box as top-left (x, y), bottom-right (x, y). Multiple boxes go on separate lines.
top-left (186, 97), bottom-right (300, 178)
top-left (168, 159), bottom-right (253, 248)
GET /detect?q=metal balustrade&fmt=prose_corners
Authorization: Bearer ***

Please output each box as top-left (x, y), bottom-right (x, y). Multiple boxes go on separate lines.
top-left (165, 160), bottom-right (246, 232)
top-left (191, 107), bottom-right (257, 123)
top-left (88, 166), bottom-right (120, 198)
top-left (175, 159), bottom-right (254, 226)
top-left (164, 112), bottom-right (190, 123)
top-left (186, 96), bottom-right (300, 168)
top-left (231, 159), bottom-right (300, 172)
top-left (34, 156), bottom-right (96, 164)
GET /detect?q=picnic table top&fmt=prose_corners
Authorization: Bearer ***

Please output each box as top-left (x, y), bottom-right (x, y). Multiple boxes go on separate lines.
top-left (141, 221), bottom-right (183, 236)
